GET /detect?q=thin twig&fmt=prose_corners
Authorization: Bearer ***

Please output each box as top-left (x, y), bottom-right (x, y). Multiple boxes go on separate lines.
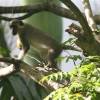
top-left (63, 45), bottom-right (82, 52)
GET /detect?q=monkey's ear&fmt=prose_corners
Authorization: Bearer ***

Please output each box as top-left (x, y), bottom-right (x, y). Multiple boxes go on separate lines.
top-left (10, 19), bottom-right (24, 35)
top-left (10, 19), bottom-right (24, 27)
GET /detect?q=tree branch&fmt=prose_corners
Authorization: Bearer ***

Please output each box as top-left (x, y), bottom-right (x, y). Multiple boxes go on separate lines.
top-left (82, 0), bottom-right (98, 32)
top-left (0, 2), bottom-right (99, 24)
top-left (0, 2), bottom-right (76, 20)
top-left (59, 0), bottom-right (92, 35)
top-left (21, 63), bottom-right (64, 91)
top-left (0, 3), bottom-right (44, 14)
top-left (66, 23), bottom-right (100, 56)
top-left (0, 64), bottom-right (17, 78)
top-left (0, 12), bottom-right (34, 21)
top-left (81, 0), bottom-right (100, 44)
top-left (0, 57), bottom-right (20, 78)
top-left (0, 57), bottom-right (20, 64)
top-left (0, 0), bottom-right (96, 46)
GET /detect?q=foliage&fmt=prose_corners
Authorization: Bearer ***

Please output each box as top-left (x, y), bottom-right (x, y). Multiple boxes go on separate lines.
top-left (40, 71), bottom-right (70, 88)
top-left (43, 56), bottom-right (100, 100)
top-left (63, 38), bottom-right (77, 46)
top-left (0, 47), bottom-right (9, 57)
top-left (0, 73), bottom-right (49, 100)
top-left (0, 24), bottom-right (9, 56)
top-left (57, 38), bottom-right (82, 63)
top-left (0, 0), bottom-right (100, 99)
top-left (1, 55), bottom-right (99, 100)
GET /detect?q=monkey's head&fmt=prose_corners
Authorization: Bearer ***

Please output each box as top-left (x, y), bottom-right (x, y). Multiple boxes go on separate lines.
top-left (10, 19), bottom-right (24, 35)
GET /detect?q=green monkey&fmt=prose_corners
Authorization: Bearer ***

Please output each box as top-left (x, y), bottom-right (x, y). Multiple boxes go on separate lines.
top-left (10, 19), bottom-right (63, 68)
top-left (10, 20), bottom-right (81, 68)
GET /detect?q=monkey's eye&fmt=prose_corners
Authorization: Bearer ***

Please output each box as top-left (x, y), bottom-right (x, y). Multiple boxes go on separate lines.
top-left (18, 20), bottom-right (24, 26)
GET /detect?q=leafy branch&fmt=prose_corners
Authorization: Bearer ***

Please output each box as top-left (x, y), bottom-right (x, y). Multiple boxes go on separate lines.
top-left (43, 56), bottom-right (100, 100)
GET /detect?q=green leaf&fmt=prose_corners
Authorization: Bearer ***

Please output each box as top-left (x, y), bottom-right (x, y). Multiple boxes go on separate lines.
top-left (0, 80), bottom-right (16, 100)
top-left (17, 73), bottom-right (48, 99)
top-left (56, 56), bottom-right (66, 62)
top-left (0, 47), bottom-right (10, 56)
top-left (66, 55), bottom-right (82, 63)
top-left (63, 38), bottom-right (77, 46)
top-left (8, 74), bottom-right (34, 100)
top-left (23, 46), bottom-right (43, 66)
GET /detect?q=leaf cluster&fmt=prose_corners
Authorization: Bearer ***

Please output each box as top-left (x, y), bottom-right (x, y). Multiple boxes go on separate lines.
top-left (43, 56), bottom-right (100, 100)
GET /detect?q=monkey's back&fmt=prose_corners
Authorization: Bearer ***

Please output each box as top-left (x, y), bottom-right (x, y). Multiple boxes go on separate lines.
top-left (24, 24), bottom-right (62, 51)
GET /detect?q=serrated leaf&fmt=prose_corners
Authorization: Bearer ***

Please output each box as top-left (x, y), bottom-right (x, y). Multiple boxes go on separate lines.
top-left (53, 73), bottom-right (59, 81)
top-left (58, 72), bottom-right (63, 80)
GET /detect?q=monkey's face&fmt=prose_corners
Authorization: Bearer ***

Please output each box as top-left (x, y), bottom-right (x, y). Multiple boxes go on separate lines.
top-left (10, 19), bottom-right (24, 35)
